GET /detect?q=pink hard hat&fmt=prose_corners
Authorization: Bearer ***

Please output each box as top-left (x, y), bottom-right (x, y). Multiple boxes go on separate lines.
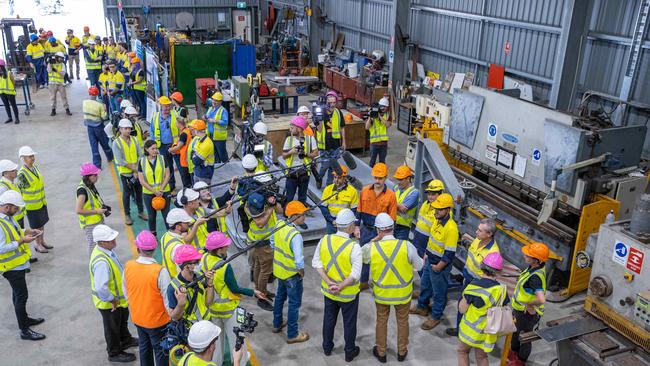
top-left (173, 244), bottom-right (203, 265)
top-left (326, 90), bottom-right (338, 100)
top-left (205, 231), bottom-right (231, 251)
top-left (80, 162), bottom-right (101, 176)
top-left (290, 116), bottom-right (307, 130)
top-left (0, 59), bottom-right (5, 66)
top-left (482, 252), bottom-right (504, 271)
top-left (135, 230), bottom-right (157, 250)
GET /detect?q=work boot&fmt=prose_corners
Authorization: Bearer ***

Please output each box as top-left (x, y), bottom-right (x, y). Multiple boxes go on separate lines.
top-left (445, 327), bottom-right (458, 336)
top-left (271, 321), bottom-right (287, 333)
top-left (372, 346), bottom-right (387, 363)
top-left (345, 346), bottom-right (360, 362)
top-left (76, 75), bottom-right (80, 80)
top-left (50, 109), bottom-right (56, 116)
top-left (287, 331), bottom-right (309, 344)
top-left (14, 119), bottom-right (20, 124)
top-left (397, 350), bottom-right (408, 362)
top-left (137, 211), bottom-right (149, 221)
top-left (20, 328), bottom-right (46, 341)
top-left (4, 119), bottom-right (12, 124)
top-left (412, 290), bottom-right (420, 299)
top-left (65, 108), bottom-right (72, 116)
top-left (409, 305), bottom-right (429, 317)
top-left (421, 318), bottom-right (441, 330)
top-left (125, 215), bottom-right (133, 225)
top-left (108, 352), bottom-right (136, 363)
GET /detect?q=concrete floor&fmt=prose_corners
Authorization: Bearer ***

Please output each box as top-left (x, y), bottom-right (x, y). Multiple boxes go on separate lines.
top-left (0, 80), bottom-right (584, 365)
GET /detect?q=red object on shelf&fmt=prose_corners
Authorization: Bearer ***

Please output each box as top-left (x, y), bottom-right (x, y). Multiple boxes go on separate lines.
top-left (195, 78), bottom-right (216, 104)
top-left (487, 64), bottom-right (505, 90)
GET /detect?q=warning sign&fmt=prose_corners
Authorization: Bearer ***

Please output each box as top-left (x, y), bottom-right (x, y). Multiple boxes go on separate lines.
top-left (486, 145), bottom-right (497, 162)
top-left (612, 241), bottom-right (629, 266)
top-left (626, 248), bottom-right (644, 274)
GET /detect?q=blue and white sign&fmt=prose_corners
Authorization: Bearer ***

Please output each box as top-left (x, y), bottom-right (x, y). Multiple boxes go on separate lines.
top-left (501, 133), bottom-right (519, 144)
top-left (532, 148), bottom-right (541, 166)
top-left (612, 241), bottom-right (629, 266)
top-left (388, 50), bottom-right (394, 64)
top-left (487, 123), bottom-right (497, 143)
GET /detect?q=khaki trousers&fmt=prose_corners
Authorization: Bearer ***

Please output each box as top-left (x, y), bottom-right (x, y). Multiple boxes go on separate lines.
top-left (251, 245), bottom-right (274, 295)
top-left (49, 83), bottom-right (69, 109)
top-left (375, 302), bottom-right (410, 356)
top-left (457, 340), bottom-right (489, 366)
top-left (68, 53), bottom-right (80, 78)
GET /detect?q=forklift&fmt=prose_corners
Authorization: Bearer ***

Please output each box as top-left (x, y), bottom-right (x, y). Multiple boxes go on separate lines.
top-left (0, 18), bottom-right (36, 114)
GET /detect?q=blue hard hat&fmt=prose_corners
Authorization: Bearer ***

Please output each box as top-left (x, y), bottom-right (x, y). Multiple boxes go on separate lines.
top-left (247, 192), bottom-right (265, 211)
top-left (48, 37), bottom-right (56, 43)
top-left (29, 34), bottom-right (38, 42)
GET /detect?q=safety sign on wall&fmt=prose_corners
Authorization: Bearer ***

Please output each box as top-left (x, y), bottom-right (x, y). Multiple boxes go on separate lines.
top-left (612, 241), bottom-right (629, 266)
top-left (531, 148), bottom-right (541, 166)
top-left (626, 248), bottom-right (644, 274)
top-left (487, 123), bottom-right (497, 143)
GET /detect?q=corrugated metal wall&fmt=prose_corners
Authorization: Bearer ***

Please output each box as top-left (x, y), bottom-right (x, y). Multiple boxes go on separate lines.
top-left (322, 0), bottom-right (392, 54)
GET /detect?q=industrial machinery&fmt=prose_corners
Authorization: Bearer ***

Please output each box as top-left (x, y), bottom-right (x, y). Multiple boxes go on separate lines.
top-left (0, 18), bottom-right (36, 71)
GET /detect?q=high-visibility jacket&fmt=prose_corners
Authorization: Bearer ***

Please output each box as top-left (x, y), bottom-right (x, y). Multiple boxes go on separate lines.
top-left (107, 71), bottom-right (125, 93)
top-left (18, 165), bottom-right (46, 211)
top-left (45, 42), bottom-right (66, 55)
top-left (132, 119), bottom-right (145, 146)
top-left (77, 181), bottom-right (104, 228)
top-left (123, 260), bottom-right (171, 329)
top-left (272, 221), bottom-right (300, 280)
top-left (132, 69), bottom-right (146, 91)
top-left (151, 111), bottom-right (178, 146)
top-left (0, 217), bottom-right (31, 272)
top-left (82, 98), bottom-right (108, 127)
top-left (321, 183), bottom-right (358, 217)
top-left (414, 201), bottom-right (436, 236)
top-left (200, 253), bottom-right (239, 318)
top-left (89, 246), bottom-right (128, 310)
top-left (208, 106), bottom-right (227, 141)
top-left (370, 239), bottom-right (413, 305)
top-left (161, 231), bottom-right (183, 279)
top-left (512, 266), bottom-right (547, 315)
top-left (139, 156), bottom-right (170, 194)
top-left (194, 135), bottom-right (215, 167)
top-left (465, 239), bottom-right (500, 279)
top-left (98, 72), bottom-right (110, 94)
top-left (0, 180), bottom-right (25, 222)
top-left (285, 135), bottom-right (315, 174)
top-left (187, 136), bottom-right (199, 174)
top-left (106, 45), bottom-right (118, 59)
top-left (427, 217), bottom-right (459, 259)
top-left (189, 209), bottom-right (208, 250)
top-left (177, 128), bottom-right (192, 168)
top-left (369, 114), bottom-right (389, 143)
top-left (247, 210), bottom-right (277, 242)
top-left (95, 44), bottom-right (104, 55)
top-left (316, 108), bottom-right (343, 150)
top-left (395, 186), bottom-right (417, 227)
top-left (319, 234), bottom-right (360, 302)
top-left (170, 276), bottom-right (209, 323)
top-left (113, 136), bottom-right (142, 176)
top-left (198, 199), bottom-right (227, 237)
top-left (0, 75), bottom-right (16, 95)
top-left (26, 43), bottom-right (45, 60)
top-left (458, 283), bottom-right (507, 352)
top-left (65, 35), bottom-right (81, 52)
top-left (48, 63), bottom-right (64, 84)
top-left (84, 49), bottom-right (101, 70)
top-left (177, 352), bottom-right (217, 366)
top-left (81, 34), bottom-right (95, 47)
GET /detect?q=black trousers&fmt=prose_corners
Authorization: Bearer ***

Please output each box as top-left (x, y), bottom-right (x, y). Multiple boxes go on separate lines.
top-left (120, 174), bottom-right (144, 216)
top-left (143, 193), bottom-right (171, 235)
top-left (322, 295), bottom-right (359, 357)
top-left (99, 307), bottom-right (133, 356)
top-left (2, 269), bottom-right (29, 330)
top-left (511, 309), bottom-right (540, 361)
top-left (0, 93), bottom-right (19, 122)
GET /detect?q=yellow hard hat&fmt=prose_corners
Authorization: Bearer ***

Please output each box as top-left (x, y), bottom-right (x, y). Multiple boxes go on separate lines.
top-left (426, 179), bottom-right (445, 192)
top-left (431, 193), bottom-right (454, 209)
top-left (158, 96), bottom-right (172, 105)
top-left (211, 92), bottom-right (223, 101)
top-left (393, 165), bottom-right (413, 180)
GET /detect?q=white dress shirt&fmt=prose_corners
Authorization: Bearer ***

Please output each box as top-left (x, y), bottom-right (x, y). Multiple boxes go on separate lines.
top-left (312, 231), bottom-right (362, 281)
top-left (92, 246), bottom-right (124, 302)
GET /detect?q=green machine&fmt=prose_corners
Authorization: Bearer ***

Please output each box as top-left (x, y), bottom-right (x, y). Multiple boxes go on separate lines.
top-left (173, 43), bottom-right (232, 105)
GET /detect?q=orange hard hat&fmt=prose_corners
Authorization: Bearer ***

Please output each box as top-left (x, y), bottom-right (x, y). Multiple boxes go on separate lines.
top-left (393, 165), bottom-right (413, 180)
top-left (371, 163), bottom-right (388, 178)
top-left (83, 26), bottom-right (90, 31)
top-left (332, 164), bottom-right (348, 177)
top-left (344, 114), bottom-right (353, 123)
top-left (522, 242), bottom-right (550, 263)
top-left (190, 119), bottom-right (207, 131)
top-left (170, 91), bottom-right (183, 103)
top-left (127, 52), bottom-right (136, 57)
top-left (285, 201), bottom-right (308, 217)
top-left (131, 57), bottom-right (141, 63)
top-left (151, 196), bottom-right (166, 211)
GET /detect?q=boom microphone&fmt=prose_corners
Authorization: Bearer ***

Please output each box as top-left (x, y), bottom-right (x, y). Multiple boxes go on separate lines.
top-left (341, 150), bottom-right (357, 170)
top-left (347, 175), bottom-right (364, 191)
top-left (329, 159), bottom-right (344, 176)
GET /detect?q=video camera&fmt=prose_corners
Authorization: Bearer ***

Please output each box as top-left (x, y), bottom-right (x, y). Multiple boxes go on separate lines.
top-left (233, 307), bottom-right (257, 351)
top-left (241, 120), bottom-right (266, 159)
top-left (367, 102), bottom-right (380, 119)
top-left (311, 96), bottom-right (330, 127)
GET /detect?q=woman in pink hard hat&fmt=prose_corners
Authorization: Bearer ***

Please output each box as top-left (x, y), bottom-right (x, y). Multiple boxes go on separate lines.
top-left (75, 163), bottom-right (109, 253)
top-left (199, 232), bottom-right (264, 365)
top-left (166, 245), bottom-right (214, 325)
top-left (282, 116), bottom-right (318, 224)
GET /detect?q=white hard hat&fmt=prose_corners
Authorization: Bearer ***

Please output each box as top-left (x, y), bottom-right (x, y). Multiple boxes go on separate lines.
top-left (118, 118), bottom-right (133, 128)
top-left (379, 97), bottom-right (390, 107)
top-left (297, 106), bottom-right (310, 114)
top-left (335, 208), bottom-right (356, 226)
top-left (124, 106), bottom-right (138, 115)
top-left (177, 189), bottom-right (199, 206)
top-left (0, 190), bottom-right (25, 207)
top-left (120, 99), bottom-right (133, 109)
top-left (375, 212), bottom-right (394, 229)
top-left (253, 122), bottom-right (267, 135)
top-left (242, 154), bottom-right (258, 170)
top-left (87, 39), bottom-right (95, 45)
top-left (55, 51), bottom-right (65, 58)
top-left (187, 320), bottom-right (221, 351)
top-left (254, 173), bottom-right (272, 183)
top-left (92, 224), bottom-right (119, 242)
top-left (166, 208), bottom-right (194, 225)
top-left (18, 146), bottom-right (37, 157)
top-left (0, 159), bottom-right (18, 174)
top-left (193, 181), bottom-right (209, 190)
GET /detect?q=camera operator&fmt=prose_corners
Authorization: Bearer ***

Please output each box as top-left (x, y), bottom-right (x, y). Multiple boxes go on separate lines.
top-left (179, 321), bottom-right (244, 366)
top-left (316, 91), bottom-right (346, 188)
top-left (193, 181), bottom-right (235, 234)
top-left (249, 122), bottom-right (274, 172)
top-left (47, 52), bottom-right (71, 117)
top-left (364, 97), bottom-right (392, 167)
top-left (166, 245), bottom-right (214, 323)
top-left (76, 163), bottom-right (109, 254)
top-left (176, 189), bottom-right (209, 250)
top-left (282, 116), bottom-right (318, 223)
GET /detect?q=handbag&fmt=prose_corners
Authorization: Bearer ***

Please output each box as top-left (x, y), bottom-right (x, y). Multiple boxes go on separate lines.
top-left (484, 285), bottom-right (517, 335)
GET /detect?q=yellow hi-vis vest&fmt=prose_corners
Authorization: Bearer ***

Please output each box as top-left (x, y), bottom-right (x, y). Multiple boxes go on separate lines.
top-left (369, 239), bottom-right (413, 305)
top-left (285, 135), bottom-right (315, 174)
top-left (186, 136), bottom-right (199, 174)
top-left (210, 106), bottom-right (228, 141)
top-left (89, 246), bottom-right (128, 310)
top-left (247, 210), bottom-right (277, 242)
top-left (0, 217), bottom-right (31, 272)
top-left (316, 108), bottom-right (343, 150)
top-left (85, 49), bottom-right (101, 70)
top-left (200, 253), bottom-right (239, 318)
top-left (465, 239), bottom-right (500, 279)
top-left (395, 186), bottom-right (417, 227)
top-left (369, 114), bottom-right (389, 143)
top-left (48, 63), bottom-right (64, 84)
top-left (427, 216), bottom-right (459, 259)
top-left (0, 180), bottom-right (25, 222)
top-left (177, 352), bottom-right (215, 366)
top-left (194, 135), bottom-right (215, 167)
top-left (132, 69), bottom-right (146, 91)
top-left (272, 221), bottom-right (300, 280)
top-left (77, 181), bottom-right (104, 228)
top-left (255, 141), bottom-right (272, 172)
top-left (512, 266), bottom-right (547, 316)
top-left (113, 136), bottom-right (141, 175)
top-left (458, 283), bottom-right (507, 353)
top-left (189, 209), bottom-right (208, 250)
top-left (414, 201), bottom-right (436, 236)
top-left (151, 111), bottom-right (179, 146)
top-left (321, 183), bottom-right (358, 217)
top-left (319, 234), bottom-right (360, 302)
top-left (18, 165), bottom-right (46, 211)
top-left (139, 156), bottom-right (170, 194)
top-left (170, 276), bottom-right (209, 323)
top-left (161, 231), bottom-right (183, 279)
top-left (0, 75), bottom-right (16, 95)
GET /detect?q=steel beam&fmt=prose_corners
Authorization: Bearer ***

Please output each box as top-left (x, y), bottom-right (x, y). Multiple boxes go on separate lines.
top-left (389, 0), bottom-right (410, 88)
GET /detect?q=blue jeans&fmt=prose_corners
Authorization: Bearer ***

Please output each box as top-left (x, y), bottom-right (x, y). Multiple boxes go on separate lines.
top-left (416, 257), bottom-right (452, 320)
top-left (318, 149), bottom-right (341, 185)
top-left (213, 139), bottom-right (228, 163)
top-left (369, 143), bottom-right (388, 167)
top-left (109, 94), bottom-right (122, 114)
top-left (273, 274), bottom-right (303, 339)
top-left (394, 224), bottom-right (411, 240)
top-left (132, 89), bottom-right (147, 118)
top-left (86, 124), bottom-right (114, 169)
top-left (136, 324), bottom-right (168, 366)
top-left (33, 58), bottom-right (47, 86)
top-left (411, 231), bottom-right (428, 258)
top-left (360, 224), bottom-right (376, 283)
top-left (87, 69), bottom-right (99, 88)
top-left (285, 174), bottom-right (309, 205)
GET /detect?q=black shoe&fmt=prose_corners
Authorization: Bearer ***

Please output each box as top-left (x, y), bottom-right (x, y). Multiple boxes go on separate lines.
top-left (372, 346), bottom-right (386, 363)
top-left (14, 120), bottom-right (20, 124)
top-left (29, 257), bottom-right (38, 263)
top-left (76, 75), bottom-right (80, 80)
top-left (299, 223), bottom-right (308, 230)
top-left (20, 328), bottom-right (46, 341)
top-left (257, 298), bottom-right (273, 312)
top-left (121, 337), bottom-right (139, 349)
top-left (398, 350), bottom-right (408, 362)
top-left (108, 352), bottom-right (136, 363)
top-left (445, 327), bottom-right (458, 337)
top-left (250, 269), bottom-right (254, 282)
top-left (345, 346), bottom-right (360, 362)
top-left (65, 109), bottom-right (72, 116)
top-left (266, 291), bottom-right (276, 299)
top-left (324, 349), bottom-right (332, 356)
top-left (4, 119), bottom-right (12, 124)
top-left (27, 317), bottom-right (45, 326)
top-left (50, 109), bottom-right (56, 116)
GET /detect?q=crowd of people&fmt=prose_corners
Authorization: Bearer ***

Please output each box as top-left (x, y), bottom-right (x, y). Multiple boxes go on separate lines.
top-left (0, 26), bottom-right (551, 366)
